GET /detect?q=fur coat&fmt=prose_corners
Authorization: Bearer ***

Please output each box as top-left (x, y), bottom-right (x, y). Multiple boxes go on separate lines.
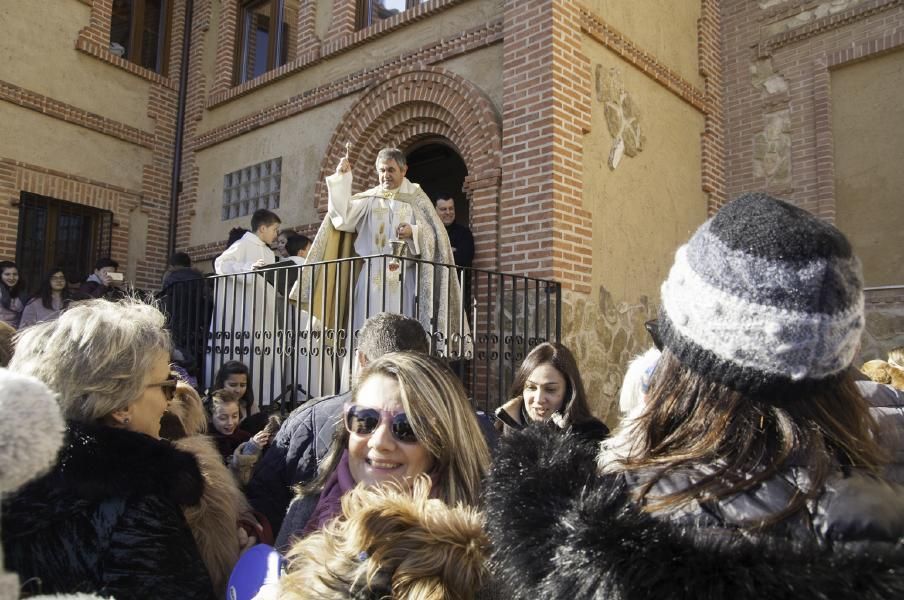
top-left (2, 421), bottom-right (216, 599)
top-left (484, 425), bottom-right (904, 600)
top-left (162, 386), bottom-right (256, 597)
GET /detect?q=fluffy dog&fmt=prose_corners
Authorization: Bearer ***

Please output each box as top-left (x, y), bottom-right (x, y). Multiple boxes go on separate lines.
top-left (280, 476), bottom-right (489, 600)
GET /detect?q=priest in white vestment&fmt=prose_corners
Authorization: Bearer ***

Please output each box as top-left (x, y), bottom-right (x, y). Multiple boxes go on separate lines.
top-left (293, 148), bottom-right (470, 389)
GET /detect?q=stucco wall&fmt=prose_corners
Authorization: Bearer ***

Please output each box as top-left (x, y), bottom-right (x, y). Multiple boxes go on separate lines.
top-left (831, 48), bottom-right (904, 287)
top-left (189, 25), bottom-right (503, 248)
top-left (191, 96), bottom-right (357, 246)
top-left (2, 1), bottom-right (155, 132)
top-left (0, 103), bottom-right (150, 192)
top-left (198, 0), bottom-right (502, 134)
top-left (583, 47), bottom-right (708, 305)
top-left (566, 34), bottom-right (708, 423)
top-left (439, 44), bottom-right (504, 115)
top-left (582, 0), bottom-right (704, 90)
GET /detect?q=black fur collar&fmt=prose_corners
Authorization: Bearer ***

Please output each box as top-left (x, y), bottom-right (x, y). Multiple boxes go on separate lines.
top-left (53, 420), bottom-right (204, 506)
top-left (484, 426), bottom-right (904, 600)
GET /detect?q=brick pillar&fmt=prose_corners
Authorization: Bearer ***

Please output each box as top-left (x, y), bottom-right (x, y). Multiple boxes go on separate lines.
top-left (85, 0), bottom-right (114, 47)
top-left (500, 0), bottom-right (592, 293)
top-left (212, 0), bottom-right (239, 92)
top-left (297, 0), bottom-right (321, 56)
top-left (326, 0), bottom-right (356, 41)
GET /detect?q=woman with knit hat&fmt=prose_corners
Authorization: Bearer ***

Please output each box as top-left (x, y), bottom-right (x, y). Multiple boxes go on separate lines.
top-left (484, 193), bottom-right (904, 600)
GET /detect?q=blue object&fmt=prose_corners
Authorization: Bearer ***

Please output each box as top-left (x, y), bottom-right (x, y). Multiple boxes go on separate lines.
top-left (227, 544), bottom-right (285, 600)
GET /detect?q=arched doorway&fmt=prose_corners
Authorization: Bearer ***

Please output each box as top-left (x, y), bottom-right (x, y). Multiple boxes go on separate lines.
top-left (405, 141), bottom-right (469, 224)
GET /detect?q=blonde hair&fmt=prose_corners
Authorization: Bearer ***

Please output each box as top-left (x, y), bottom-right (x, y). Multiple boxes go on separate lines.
top-left (862, 359), bottom-right (904, 390)
top-left (888, 347), bottom-right (904, 370)
top-left (307, 352), bottom-right (490, 507)
top-left (209, 388), bottom-right (241, 411)
top-left (161, 381), bottom-right (209, 439)
top-left (281, 477), bottom-right (488, 600)
top-left (10, 298), bottom-right (171, 422)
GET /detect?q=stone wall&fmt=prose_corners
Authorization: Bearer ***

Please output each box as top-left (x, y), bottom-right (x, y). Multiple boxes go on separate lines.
top-left (861, 289), bottom-right (904, 363)
top-left (561, 286), bottom-right (656, 428)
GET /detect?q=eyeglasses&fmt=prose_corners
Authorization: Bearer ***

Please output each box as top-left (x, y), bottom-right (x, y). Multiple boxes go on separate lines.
top-left (148, 374), bottom-right (179, 402)
top-left (344, 404), bottom-right (418, 444)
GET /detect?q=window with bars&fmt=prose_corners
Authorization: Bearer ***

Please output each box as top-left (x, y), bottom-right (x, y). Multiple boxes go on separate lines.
top-left (222, 158), bottom-right (282, 221)
top-left (16, 193), bottom-right (113, 293)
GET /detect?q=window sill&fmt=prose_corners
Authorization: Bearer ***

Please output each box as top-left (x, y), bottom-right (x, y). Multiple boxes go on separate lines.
top-left (76, 34), bottom-right (175, 88)
top-left (207, 0), bottom-right (467, 108)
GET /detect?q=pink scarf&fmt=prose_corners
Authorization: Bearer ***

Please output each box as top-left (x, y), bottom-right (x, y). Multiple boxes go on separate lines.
top-left (301, 450), bottom-right (357, 536)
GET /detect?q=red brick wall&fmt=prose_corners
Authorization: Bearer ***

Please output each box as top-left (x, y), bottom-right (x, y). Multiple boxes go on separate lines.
top-left (498, 0), bottom-right (593, 293)
top-left (0, 0), bottom-right (185, 290)
top-left (721, 0), bottom-right (904, 218)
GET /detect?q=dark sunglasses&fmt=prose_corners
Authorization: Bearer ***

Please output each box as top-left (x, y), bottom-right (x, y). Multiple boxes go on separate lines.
top-left (344, 404), bottom-right (418, 444)
top-left (148, 373), bottom-right (179, 402)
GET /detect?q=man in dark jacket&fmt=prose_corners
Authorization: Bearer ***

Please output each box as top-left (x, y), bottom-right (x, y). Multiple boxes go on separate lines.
top-left (245, 312), bottom-right (431, 534)
top-left (159, 252), bottom-right (210, 375)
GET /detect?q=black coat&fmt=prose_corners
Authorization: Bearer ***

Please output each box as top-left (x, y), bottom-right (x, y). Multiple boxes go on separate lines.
top-left (2, 421), bottom-right (216, 599)
top-left (484, 426), bottom-right (904, 600)
top-left (246, 392), bottom-right (349, 534)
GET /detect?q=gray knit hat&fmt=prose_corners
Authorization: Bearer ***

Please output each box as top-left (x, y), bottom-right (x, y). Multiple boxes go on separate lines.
top-left (658, 192), bottom-right (864, 393)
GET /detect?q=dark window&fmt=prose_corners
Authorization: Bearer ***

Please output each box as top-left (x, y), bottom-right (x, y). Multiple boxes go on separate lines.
top-left (16, 193), bottom-right (113, 294)
top-left (110, 0), bottom-right (171, 74)
top-left (235, 0), bottom-right (299, 84)
top-left (357, 0), bottom-right (427, 29)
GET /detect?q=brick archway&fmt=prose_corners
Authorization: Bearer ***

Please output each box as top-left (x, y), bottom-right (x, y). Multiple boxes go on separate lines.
top-left (315, 67), bottom-right (502, 269)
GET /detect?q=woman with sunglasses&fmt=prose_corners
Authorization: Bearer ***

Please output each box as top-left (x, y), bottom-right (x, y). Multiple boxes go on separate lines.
top-left (275, 351), bottom-right (491, 550)
top-left (4, 298), bottom-right (218, 599)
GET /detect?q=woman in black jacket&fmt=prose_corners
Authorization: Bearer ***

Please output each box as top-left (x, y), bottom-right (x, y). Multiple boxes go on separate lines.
top-left (3, 298), bottom-right (216, 599)
top-left (484, 194), bottom-right (904, 600)
top-left (494, 341), bottom-right (608, 442)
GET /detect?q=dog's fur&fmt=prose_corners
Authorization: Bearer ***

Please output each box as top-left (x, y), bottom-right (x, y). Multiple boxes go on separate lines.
top-left (280, 476), bottom-right (489, 600)
top-left (165, 382), bottom-right (252, 596)
top-left (484, 425), bottom-right (904, 600)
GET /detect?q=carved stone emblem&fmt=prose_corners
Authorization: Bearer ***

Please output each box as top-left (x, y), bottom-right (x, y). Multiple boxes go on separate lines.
top-left (595, 65), bottom-right (644, 170)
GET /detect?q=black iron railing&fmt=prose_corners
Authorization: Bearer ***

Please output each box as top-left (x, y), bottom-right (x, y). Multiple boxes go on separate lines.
top-left (159, 255), bottom-right (561, 414)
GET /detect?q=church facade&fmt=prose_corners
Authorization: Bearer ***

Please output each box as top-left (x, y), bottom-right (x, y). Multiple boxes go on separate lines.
top-left (1, 0), bottom-right (901, 420)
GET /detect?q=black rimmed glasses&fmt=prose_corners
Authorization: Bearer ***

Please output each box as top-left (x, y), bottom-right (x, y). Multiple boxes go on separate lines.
top-left (148, 373), bottom-right (179, 402)
top-left (344, 404), bottom-right (419, 444)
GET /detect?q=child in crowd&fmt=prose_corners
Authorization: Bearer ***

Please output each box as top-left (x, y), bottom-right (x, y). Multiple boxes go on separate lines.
top-left (19, 267), bottom-right (74, 329)
top-left (208, 388), bottom-right (275, 485)
top-left (0, 260), bottom-right (25, 328)
top-left (209, 388), bottom-right (253, 460)
top-left (213, 360), bottom-right (269, 434)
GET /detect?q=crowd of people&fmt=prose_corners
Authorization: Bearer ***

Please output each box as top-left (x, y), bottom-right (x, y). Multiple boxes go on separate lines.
top-left (1, 183), bottom-right (903, 599)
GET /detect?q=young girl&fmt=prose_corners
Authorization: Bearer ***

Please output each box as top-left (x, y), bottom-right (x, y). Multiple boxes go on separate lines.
top-left (213, 360), bottom-right (267, 434)
top-left (0, 261), bottom-right (25, 328)
top-left (208, 389), bottom-right (253, 460)
top-left (19, 268), bottom-right (73, 329)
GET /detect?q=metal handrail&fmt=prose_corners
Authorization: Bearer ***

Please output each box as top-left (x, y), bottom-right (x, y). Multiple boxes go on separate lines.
top-left (159, 254), bottom-right (561, 414)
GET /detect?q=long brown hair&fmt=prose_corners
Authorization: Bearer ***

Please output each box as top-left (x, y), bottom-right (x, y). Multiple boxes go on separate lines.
top-left (508, 342), bottom-right (595, 428)
top-left (617, 350), bottom-right (887, 527)
top-left (302, 352), bottom-right (490, 507)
